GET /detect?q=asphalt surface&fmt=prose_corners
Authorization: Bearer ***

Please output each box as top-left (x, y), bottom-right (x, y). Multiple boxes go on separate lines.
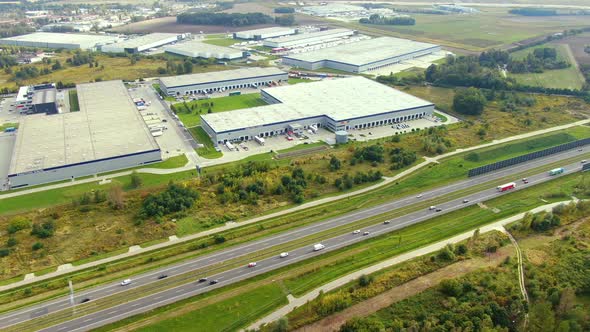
top-left (1, 148), bottom-right (587, 331)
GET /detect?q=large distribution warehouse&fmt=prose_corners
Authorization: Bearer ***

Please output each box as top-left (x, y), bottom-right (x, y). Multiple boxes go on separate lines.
top-left (101, 33), bottom-right (183, 53)
top-left (282, 37), bottom-right (441, 73)
top-left (233, 27), bottom-right (296, 40)
top-left (0, 32), bottom-right (119, 50)
top-left (263, 29), bottom-right (355, 48)
top-left (165, 40), bottom-right (244, 60)
top-left (200, 76), bottom-right (434, 145)
top-left (159, 67), bottom-right (288, 96)
top-left (7, 80), bottom-right (161, 188)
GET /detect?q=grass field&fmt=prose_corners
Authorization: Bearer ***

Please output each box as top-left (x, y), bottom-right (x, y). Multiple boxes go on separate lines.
top-left (136, 284), bottom-right (287, 332)
top-left (288, 78), bottom-right (314, 84)
top-left (336, 9), bottom-right (590, 52)
top-left (201, 38), bottom-right (239, 47)
top-left (68, 90), bottom-right (80, 112)
top-left (509, 43), bottom-right (585, 90)
top-left (149, 155), bottom-right (189, 169)
top-left (190, 126), bottom-right (223, 159)
top-left (176, 93), bottom-right (268, 128)
top-left (0, 123), bottom-right (18, 131)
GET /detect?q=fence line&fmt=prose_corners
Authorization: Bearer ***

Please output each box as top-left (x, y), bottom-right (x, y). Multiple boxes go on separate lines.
top-left (468, 138), bottom-right (590, 177)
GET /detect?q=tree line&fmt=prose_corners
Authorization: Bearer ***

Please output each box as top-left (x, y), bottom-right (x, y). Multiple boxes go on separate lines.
top-left (359, 14), bottom-right (415, 26)
top-left (177, 12), bottom-right (274, 26)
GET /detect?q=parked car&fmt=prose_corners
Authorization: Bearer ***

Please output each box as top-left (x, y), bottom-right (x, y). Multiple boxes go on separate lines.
top-left (120, 279), bottom-right (132, 286)
top-left (248, 262), bottom-right (257, 268)
top-left (279, 252), bottom-right (289, 258)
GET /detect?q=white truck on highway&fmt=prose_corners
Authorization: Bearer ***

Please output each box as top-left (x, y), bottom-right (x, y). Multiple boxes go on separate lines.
top-left (313, 243), bottom-right (325, 251)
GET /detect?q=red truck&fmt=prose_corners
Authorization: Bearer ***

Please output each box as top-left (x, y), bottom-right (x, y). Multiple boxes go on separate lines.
top-left (497, 182), bottom-right (516, 192)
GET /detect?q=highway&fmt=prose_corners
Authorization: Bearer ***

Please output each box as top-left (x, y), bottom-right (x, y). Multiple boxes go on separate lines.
top-left (1, 147), bottom-right (588, 331)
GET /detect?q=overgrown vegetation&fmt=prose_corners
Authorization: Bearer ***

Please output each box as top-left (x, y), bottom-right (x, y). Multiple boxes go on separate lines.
top-left (177, 12), bottom-right (274, 26)
top-left (359, 14), bottom-right (415, 26)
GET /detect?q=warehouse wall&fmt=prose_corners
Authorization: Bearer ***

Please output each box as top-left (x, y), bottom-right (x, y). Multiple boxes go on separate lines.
top-left (8, 149), bottom-right (162, 188)
top-left (162, 73), bottom-right (288, 96)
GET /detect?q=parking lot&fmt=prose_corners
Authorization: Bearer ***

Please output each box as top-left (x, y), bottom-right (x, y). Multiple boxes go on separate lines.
top-left (128, 84), bottom-right (197, 162)
top-left (200, 111), bottom-right (457, 166)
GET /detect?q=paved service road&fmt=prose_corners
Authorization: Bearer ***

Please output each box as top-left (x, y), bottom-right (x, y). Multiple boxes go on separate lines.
top-left (1, 148), bottom-right (588, 331)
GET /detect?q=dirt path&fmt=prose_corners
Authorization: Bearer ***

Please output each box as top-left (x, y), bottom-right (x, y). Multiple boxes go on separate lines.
top-left (295, 247), bottom-right (512, 332)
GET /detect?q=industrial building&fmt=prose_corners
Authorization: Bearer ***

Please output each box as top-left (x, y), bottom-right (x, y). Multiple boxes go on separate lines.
top-left (0, 32), bottom-right (119, 50)
top-left (233, 27), bottom-right (296, 40)
top-left (200, 76), bottom-right (434, 145)
top-left (263, 29), bottom-right (355, 49)
top-left (282, 37), bottom-right (441, 73)
top-left (15, 83), bottom-right (58, 115)
top-left (165, 40), bottom-right (244, 60)
top-left (7, 80), bottom-right (161, 188)
top-left (158, 67), bottom-right (288, 96)
top-left (101, 33), bottom-right (184, 53)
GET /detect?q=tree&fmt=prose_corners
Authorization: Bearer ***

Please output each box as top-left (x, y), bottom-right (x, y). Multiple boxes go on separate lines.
top-left (51, 60), bottom-right (62, 70)
top-left (358, 274), bottom-right (373, 287)
top-left (130, 171), bottom-right (143, 189)
top-left (439, 279), bottom-right (462, 297)
top-left (339, 317), bottom-right (385, 332)
top-left (329, 156), bottom-right (341, 171)
top-left (453, 87), bottom-right (487, 115)
top-left (183, 60), bottom-right (193, 74)
top-left (529, 302), bottom-right (556, 332)
top-left (274, 317), bottom-right (289, 332)
top-left (108, 185), bottom-right (125, 210)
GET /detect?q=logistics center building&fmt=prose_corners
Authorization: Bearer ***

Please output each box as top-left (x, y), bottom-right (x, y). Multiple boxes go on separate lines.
top-left (7, 80), bottom-right (161, 188)
top-left (263, 29), bottom-right (355, 48)
top-left (282, 37), bottom-right (441, 73)
top-left (164, 40), bottom-right (244, 60)
top-left (200, 76), bottom-right (434, 145)
top-left (101, 33), bottom-right (183, 53)
top-left (233, 27), bottom-right (296, 40)
top-left (158, 67), bottom-right (288, 96)
top-left (0, 32), bottom-right (119, 50)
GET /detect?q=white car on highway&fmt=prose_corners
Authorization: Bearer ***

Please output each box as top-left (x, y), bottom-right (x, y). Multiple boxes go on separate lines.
top-left (120, 279), bottom-right (132, 286)
top-left (352, 230), bottom-right (361, 234)
top-left (279, 252), bottom-right (289, 258)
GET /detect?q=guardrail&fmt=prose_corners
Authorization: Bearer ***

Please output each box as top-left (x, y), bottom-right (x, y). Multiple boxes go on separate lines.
top-left (468, 138), bottom-right (590, 177)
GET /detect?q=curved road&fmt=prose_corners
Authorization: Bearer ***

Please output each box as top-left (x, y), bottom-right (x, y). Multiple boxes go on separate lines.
top-left (1, 148), bottom-right (588, 331)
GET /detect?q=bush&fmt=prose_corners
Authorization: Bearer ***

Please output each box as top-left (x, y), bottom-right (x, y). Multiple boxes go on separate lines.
top-left (6, 237), bottom-right (18, 247)
top-left (140, 182), bottom-right (199, 218)
top-left (0, 248), bottom-right (9, 257)
top-left (32, 242), bottom-right (44, 251)
top-left (214, 234), bottom-right (226, 244)
top-left (358, 274), bottom-right (374, 287)
top-left (7, 216), bottom-right (31, 234)
top-left (30, 220), bottom-right (55, 239)
top-left (439, 279), bottom-right (463, 297)
top-left (130, 171), bottom-right (143, 189)
top-left (453, 87), bottom-right (487, 116)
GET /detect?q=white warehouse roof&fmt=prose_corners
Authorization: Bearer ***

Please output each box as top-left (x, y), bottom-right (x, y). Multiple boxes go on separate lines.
top-left (284, 37), bottom-right (439, 66)
top-left (234, 27), bottom-right (296, 39)
top-left (102, 33), bottom-right (180, 52)
top-left (201, 76), bottom-right (433, 133)
top-left (9, 80), bottom-right (159, 174)
top-left (165, 40), bottom-right (243, 59)
top-left (263, 28), bottom-right (354, 48)
top-left (159, 67), bottom-right (287, 89)
top-left (0, 32), bottom-right (119, 49)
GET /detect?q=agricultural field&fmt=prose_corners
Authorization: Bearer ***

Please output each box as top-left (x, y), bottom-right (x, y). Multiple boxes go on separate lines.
top-left (111, 16), bottom-right (277, 34)
top-left (554, 32), bottom-right (590, 66)
top-left (337, 8), bottom-right (590, 52)
top-left (175, 93), bottom-right (268, 127)
top-left (509, 43), bottom-right (586, 90)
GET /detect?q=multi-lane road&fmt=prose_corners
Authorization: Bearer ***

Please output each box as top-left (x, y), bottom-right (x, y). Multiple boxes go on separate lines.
top-left (1, 147), bottom-right (588, 332)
